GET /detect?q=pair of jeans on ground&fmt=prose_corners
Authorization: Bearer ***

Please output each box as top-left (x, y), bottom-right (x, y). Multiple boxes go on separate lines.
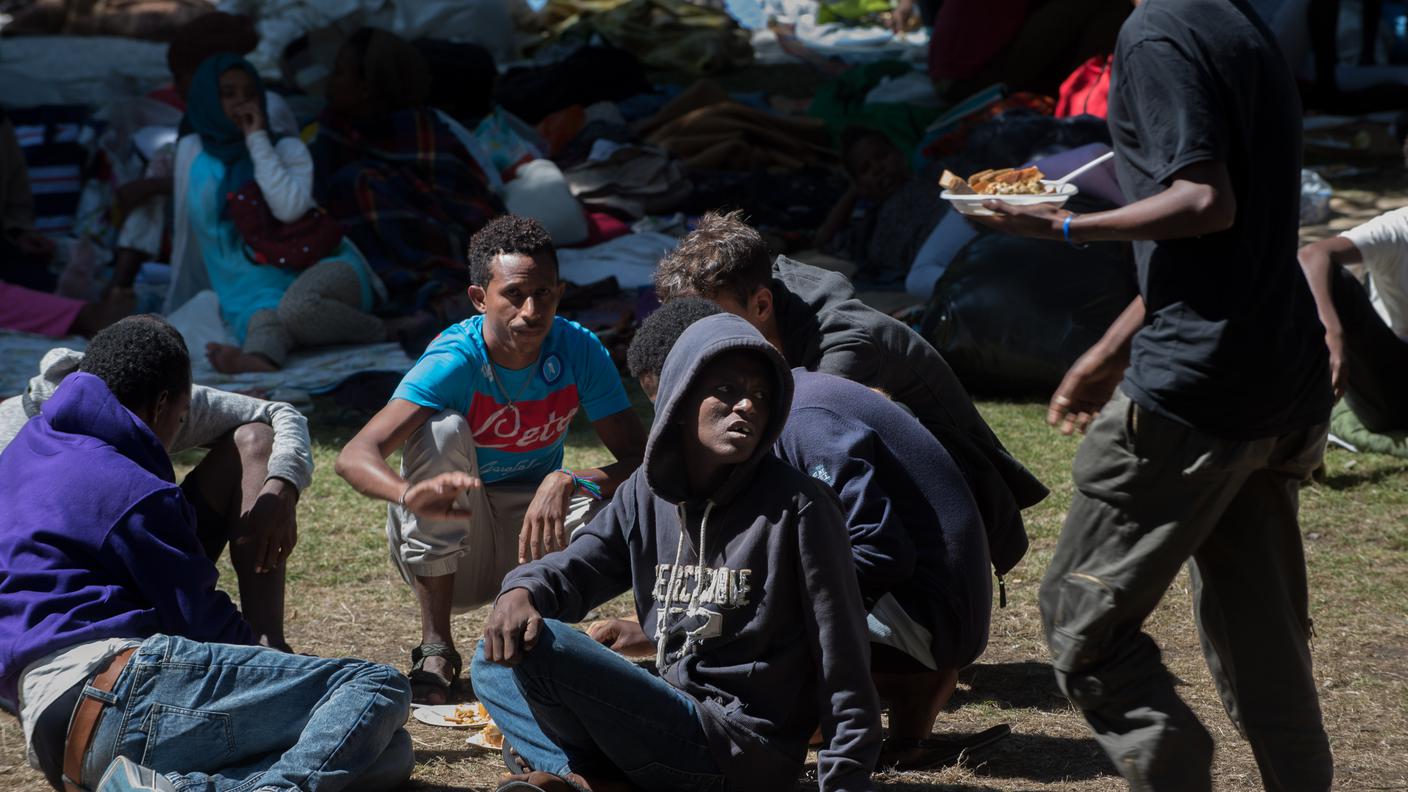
top-left (472, 620), bottom-right (728, 792)
top-left (77, 634), bottom-right (413, 792)
top-left (1041, 389), bottom-right (1333, 791)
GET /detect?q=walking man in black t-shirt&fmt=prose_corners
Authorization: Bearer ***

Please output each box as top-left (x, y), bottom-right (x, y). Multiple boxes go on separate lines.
top-left (974, 0), bottom-right (1334, 789)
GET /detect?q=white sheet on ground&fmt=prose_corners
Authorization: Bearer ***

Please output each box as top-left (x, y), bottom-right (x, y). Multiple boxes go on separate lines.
top-left (557, 232), bottom-right (680, 290)
top-left (0, 37), bottom-right (170, 108)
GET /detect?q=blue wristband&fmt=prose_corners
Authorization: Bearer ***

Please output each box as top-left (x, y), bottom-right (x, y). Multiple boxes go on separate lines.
top-left (1062, 213), bottom-right (1089, 249)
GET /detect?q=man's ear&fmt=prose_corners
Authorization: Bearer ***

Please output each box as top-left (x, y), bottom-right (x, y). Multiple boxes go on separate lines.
top-left (751, 287), bottom-right (774, 325)
top-left (468, 284), bottom-right (488, 314)
top-left (150, 390), bottom-right (170, 422)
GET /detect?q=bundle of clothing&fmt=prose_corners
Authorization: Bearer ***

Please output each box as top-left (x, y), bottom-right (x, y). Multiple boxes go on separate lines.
top-left (313, 108), bottom-right (503, 313)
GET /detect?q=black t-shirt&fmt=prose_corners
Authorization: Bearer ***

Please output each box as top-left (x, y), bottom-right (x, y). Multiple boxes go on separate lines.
top-left (1108, 0), bottom-right (1331, 439)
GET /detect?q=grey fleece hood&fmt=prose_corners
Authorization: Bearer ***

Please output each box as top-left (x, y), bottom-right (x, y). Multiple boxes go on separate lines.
top-left (643, 313), bottom-right (794, 506)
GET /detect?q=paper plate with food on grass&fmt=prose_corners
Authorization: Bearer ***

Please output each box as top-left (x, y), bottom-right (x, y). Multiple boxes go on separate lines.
top-left (939, 167), bottom-right (1077, 216)
top-left (412, 701), bottom-right (494, 729)
top-left (465, 722), bottom-right (505, 752)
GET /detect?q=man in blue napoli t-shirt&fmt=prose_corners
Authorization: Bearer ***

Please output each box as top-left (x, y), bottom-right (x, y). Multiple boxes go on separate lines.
top-left (337, 216), bottom-right (646, 704)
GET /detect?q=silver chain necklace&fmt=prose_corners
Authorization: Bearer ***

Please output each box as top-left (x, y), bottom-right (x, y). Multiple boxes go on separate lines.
top-left (487, 356), bottom-right (541, 434)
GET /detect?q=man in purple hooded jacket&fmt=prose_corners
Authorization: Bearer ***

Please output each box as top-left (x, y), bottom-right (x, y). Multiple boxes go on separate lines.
top-left (0, 315), bottom-right (412, 792)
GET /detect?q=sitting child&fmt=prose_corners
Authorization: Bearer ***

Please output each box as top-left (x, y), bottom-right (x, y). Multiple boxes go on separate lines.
top-left (471, 313), bottom-right (881, 792)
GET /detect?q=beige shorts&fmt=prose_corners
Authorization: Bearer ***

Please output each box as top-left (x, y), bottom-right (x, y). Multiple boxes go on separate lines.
top-left (386, 409), bottom-right (603, 612)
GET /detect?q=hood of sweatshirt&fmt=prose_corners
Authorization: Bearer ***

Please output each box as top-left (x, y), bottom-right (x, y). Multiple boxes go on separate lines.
top-left (644, 313), bottom-right (794, 507)
top-left (42, 373), bottom-right (176, 485)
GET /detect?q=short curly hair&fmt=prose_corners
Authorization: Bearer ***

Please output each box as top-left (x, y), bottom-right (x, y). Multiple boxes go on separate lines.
top-left (466, 215), bottom-right (558, 287)
top-left (653, 210), bottom-right (772, 305)
top-left (79, 315), bottom-right (191, 410)
top-left (626, 297), bottom-right (724, 379)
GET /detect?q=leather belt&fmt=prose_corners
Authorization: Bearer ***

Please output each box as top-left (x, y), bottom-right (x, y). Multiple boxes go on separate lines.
top-left (62, 647), bottom-right (136, 792)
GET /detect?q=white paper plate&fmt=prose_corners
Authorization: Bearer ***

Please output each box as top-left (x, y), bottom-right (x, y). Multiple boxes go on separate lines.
top-left (465, 730), bottom-right (503, 752)
top-left (411, 704), bottom-right (491, 729)
top-left (941, 181), bottom-right (1078, 216)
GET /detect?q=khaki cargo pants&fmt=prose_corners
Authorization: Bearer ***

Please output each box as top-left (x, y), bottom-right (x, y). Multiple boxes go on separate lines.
top-left (386, 409), bottom-right (603, 612)
top-left (1040, 390), bottom-right (1332, 791)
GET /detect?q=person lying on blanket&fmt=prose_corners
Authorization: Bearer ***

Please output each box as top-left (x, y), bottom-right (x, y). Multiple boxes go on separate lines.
top-left (471, 312), bottom-right (881, 792)
top-left (335, 215), bottom-right (646, 705)
top-left (177, 54), bottom-right (414, 374)
top-left (594, 297), bottom-right (999, 772)
top-left (0, 346), bottom-right (313, 653)
top-left (0, 315), bottom-right (413, 792)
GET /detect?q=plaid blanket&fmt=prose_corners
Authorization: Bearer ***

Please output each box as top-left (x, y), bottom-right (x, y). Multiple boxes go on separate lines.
top-left (313, 107), bottom-right (503, 314)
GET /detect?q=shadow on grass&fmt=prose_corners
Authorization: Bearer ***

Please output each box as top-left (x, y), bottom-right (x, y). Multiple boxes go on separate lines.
top-left (952, 661), bottom-right (1069, 713)
top-left (971, 731), bottom-right (1114, 782)
top-left (1319, 462), bottom-right (1408, 490)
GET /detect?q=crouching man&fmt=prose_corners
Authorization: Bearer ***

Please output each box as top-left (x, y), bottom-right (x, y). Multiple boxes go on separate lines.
top-left (336, 215), bottom-right (645, 704)
top-left (0, 316), bottom-right (412, 792)
top-left (472, 313), bottom-right (881, 792)
top-left (612, 297), bottom-right (1000, 771)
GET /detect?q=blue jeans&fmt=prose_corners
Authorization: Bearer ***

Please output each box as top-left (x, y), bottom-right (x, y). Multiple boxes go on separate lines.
top-left (471, 620), bottom-right (726, 792)
top-left (79, 635), bottom-right (414, 792)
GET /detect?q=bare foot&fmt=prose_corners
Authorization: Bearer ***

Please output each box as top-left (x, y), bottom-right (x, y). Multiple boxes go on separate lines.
top-left (207, 343), bottom-right (279, 373)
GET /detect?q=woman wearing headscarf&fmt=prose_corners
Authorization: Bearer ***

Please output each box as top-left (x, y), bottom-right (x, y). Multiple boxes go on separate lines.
top-left (177, 53), bottom-right (394, 373)
top-left (312, 27), bottom-right (503, 322)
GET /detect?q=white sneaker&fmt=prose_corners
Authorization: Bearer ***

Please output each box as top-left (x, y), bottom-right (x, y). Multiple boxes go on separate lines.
top-left (94, 756), bottom-right (179, 792)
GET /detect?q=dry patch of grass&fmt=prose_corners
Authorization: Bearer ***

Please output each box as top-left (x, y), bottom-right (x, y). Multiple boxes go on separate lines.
top-left (4, 389), bottom-right (1406, 792)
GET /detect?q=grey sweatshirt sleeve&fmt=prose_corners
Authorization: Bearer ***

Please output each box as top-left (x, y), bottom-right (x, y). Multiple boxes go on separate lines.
top-left (796, 486), bottom-right (883, 792)
top-left (170, 386), bottom-right (314, 492)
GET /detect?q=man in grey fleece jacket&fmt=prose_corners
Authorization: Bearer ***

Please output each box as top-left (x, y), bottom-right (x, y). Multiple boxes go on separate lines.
top-left (472, 313), bottom-right (881, 792)
top-left (0, 346), bottom-right (313, 653)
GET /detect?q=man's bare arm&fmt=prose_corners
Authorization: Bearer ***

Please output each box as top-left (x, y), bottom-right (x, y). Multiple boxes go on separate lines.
top-left (1297, 236), bottom-right (1363, 397)
top-left (973, 160), bottom-right (1238, 243)
top-left (572, 409), bottom-right (648, 497)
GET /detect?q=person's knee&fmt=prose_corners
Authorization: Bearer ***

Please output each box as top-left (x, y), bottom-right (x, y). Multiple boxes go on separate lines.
top-left (276, 291), bottom-right (318, 328)
top-left (401, 410), bottom-right (474, 481)
top-left (353, 661), bottom-right (413, 725)
top-left (232, 421), bottom-right (275, 471)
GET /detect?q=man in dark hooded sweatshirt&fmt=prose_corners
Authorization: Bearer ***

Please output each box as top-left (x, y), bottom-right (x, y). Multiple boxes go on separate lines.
top-left (614, 297), bottom-right (1000, 772)
top-left (0, 316), bottom-right (412, 792)
top-left (472, 313), bottom-right (882, 792)
top-left (653, 211), bottom-right (1047, 588)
